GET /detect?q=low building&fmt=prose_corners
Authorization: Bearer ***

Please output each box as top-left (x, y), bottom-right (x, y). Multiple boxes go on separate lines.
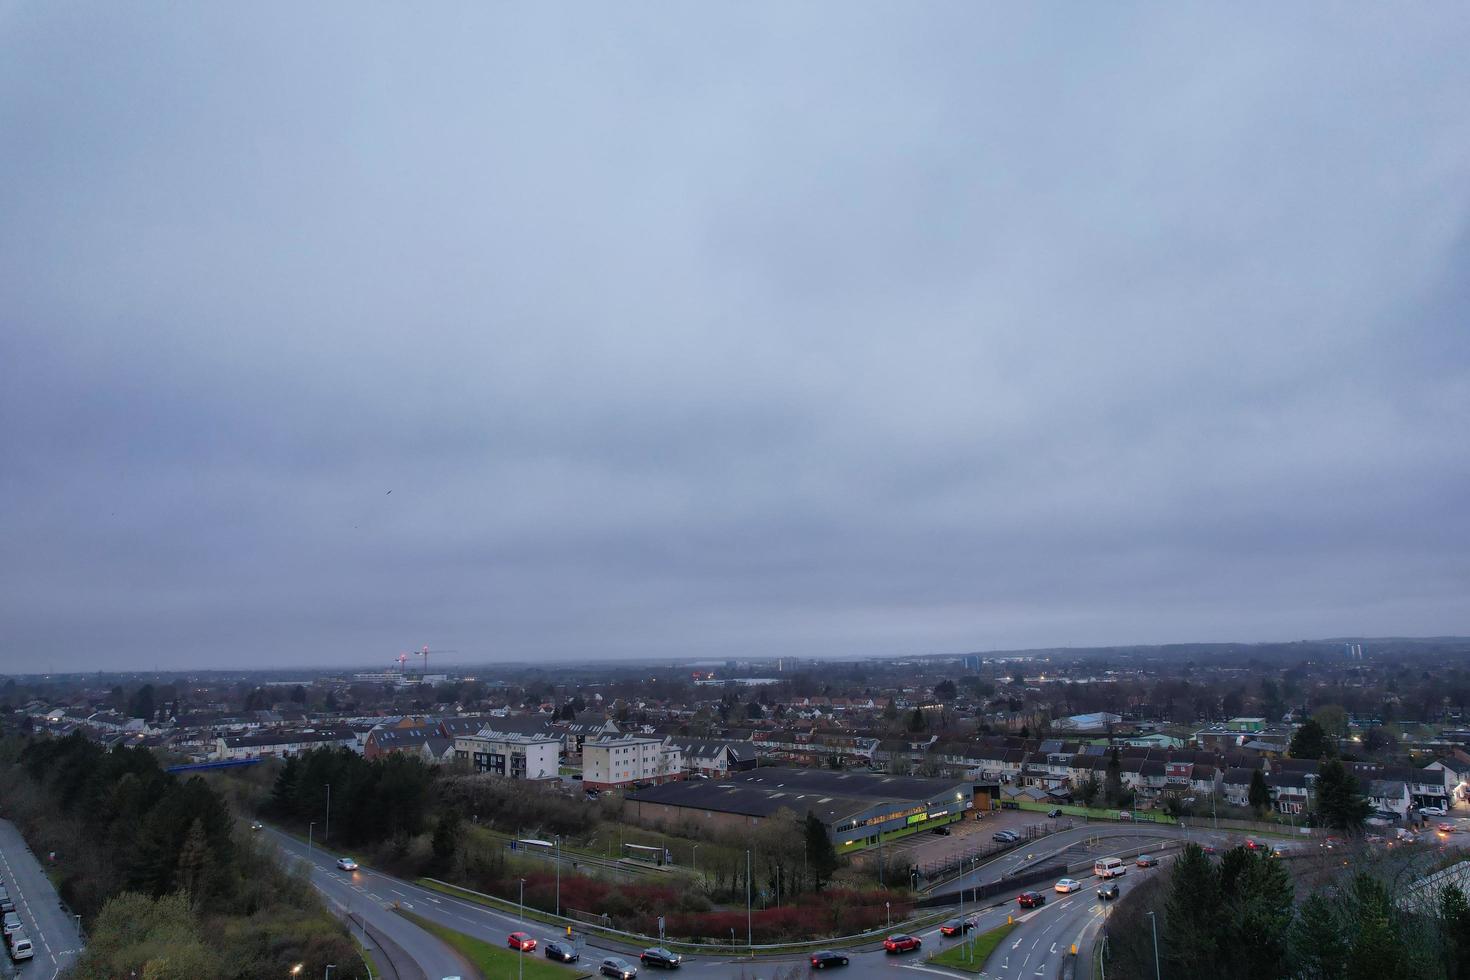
top-left (452, 732), bottom-right (560, 779)
top-left (625, 767), bottom-right (975, 852)
top-left (214, 728), bottom-right (358, 760)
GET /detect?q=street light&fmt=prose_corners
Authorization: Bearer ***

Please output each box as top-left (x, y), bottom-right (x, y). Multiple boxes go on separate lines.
top-left (556, 835), bottom-right (563, 918)
top-left (308, 822), bottom-right (315, 859)
top-left (1145, 911), bottom-right (1161, 980)
top-left (519, 878), bottom-right (526, 922)
top-left (290, 965), bottom-right (303, 977)
top-left (324, 783), bottom-right (332, 844)
top-left (745, 849), bottom-right (752, 949)
top-left (692, 843), bottom-right (699, 879)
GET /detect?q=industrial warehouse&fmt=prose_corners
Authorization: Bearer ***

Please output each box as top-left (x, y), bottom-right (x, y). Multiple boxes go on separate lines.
top-left (624, 767), bottom-right (980, 852)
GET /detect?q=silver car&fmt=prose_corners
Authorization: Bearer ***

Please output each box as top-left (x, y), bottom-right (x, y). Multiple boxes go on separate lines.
top-left (601, 957), bottom-right (638, 979)
top-left (1, 913), bottom-right (21, 938)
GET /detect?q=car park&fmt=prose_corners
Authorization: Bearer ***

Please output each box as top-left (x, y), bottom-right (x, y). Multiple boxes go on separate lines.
top-left (1018, 891), bottom-right (1046, 908)
top-left (640, 947), bottom-right (681, 969)
top-left (336, 857), bottom-right (358, 871)
top-left (940, 918), bottom-right (976, 936)
top-left (1097, 881), bottom-right (1119, 901)
top-left (810, 950), bottom-right (850, 969)
top-left (508, 932), bottom-right (537, 952)
top-left (883, 934), bottom-right (922, 953)
top-left (544, 941), bottom-right (579, 962)
top-left (1054, 878), bottom-right (1081, 893)
top-left (1135, 854), bottom-right (1157, 868)
top-left (601, 957), bottom-right (638, 979)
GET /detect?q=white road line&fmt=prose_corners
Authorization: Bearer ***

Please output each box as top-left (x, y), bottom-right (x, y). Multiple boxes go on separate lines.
top-left (392, 889), bottom-right (408, 897)
top-left (899, 965), bottom-right (974, 979)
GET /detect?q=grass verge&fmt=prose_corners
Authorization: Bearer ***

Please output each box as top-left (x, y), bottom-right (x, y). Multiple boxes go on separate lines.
top-left (925, 922), bottom-right (1017, 974)
top-left (396, 908), bottom-right (592, 980)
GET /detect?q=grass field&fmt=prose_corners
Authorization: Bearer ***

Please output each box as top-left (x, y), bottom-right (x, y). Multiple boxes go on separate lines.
top-left (925, 922), bottom-right (1018, 974)
top-left (396, 908), bottom-right (592, 980)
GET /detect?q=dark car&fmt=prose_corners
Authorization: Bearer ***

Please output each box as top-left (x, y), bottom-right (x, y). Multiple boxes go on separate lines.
top-left (1097, 881), bottom-right (1120, 901)
top-left (1018, 891), bottom-right (1046, 908)
top-left (931, 825), bottom-right (951, 836)
top-left (939, 918), bottom-right (976, 937)
top-left (883, 934), bottom-right (922, 954)
top-left (1135, 854), bottom-right (1157, 868)
top-left (1047, 808), bottom-right (1062, 818)
top-left (544, 942), bottom-right (580, 963)
top-left (640, 947), bottom-right (682, 969)
top-left (809, 951), bottom-right (849, 969)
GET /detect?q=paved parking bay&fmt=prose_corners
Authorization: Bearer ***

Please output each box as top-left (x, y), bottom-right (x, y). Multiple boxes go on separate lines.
top-left (0, 819), bottom-right (83, 978)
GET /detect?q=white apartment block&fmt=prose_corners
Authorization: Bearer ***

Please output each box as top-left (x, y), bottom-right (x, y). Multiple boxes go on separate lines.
top-left (453, 732), bottom-right (560, 780)
top-left (583, 737), bottom-right (682, 790)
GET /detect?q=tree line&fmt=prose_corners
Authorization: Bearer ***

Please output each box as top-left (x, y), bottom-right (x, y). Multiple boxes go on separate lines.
top-left (0, 734), bottom-right (363, 980)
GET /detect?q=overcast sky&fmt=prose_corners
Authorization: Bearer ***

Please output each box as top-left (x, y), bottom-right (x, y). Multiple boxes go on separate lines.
top-left (2, 6), bottom-right (1468, 672)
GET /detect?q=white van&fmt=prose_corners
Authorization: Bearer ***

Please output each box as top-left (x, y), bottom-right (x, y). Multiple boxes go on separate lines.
top-left (1094, 858), bottom-right (1127, 879)
top-left (8, 933), bottom-right (33, 961)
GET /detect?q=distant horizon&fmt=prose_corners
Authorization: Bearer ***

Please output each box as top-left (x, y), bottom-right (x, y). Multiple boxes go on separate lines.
top-left (11, 631), bottom-right (1469, 679)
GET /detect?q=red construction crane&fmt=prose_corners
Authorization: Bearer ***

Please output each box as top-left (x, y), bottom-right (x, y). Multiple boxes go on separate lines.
top-left (411, 646), bottom-right (458, 677)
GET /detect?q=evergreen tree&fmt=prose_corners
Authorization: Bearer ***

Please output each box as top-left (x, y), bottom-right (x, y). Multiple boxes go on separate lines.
top-left (1442, 885), bottom-right (1470, 980)
top-left (175, 819), bottom-right (212, 910)
top-left (907, 707), bottom-right (926, 732)
top-left (1290, 893), bottom-right (1349, 980)
top-left (269, 756), bottom-right (300, 817)
top-left (883, 699), bottom-right (899, 722)
top-left (1289, 719), bottom-right (1334, 760)
top-left (1104, 748), bottom-right (1123, 806)
top-left (1161, 844), bottom-right (1222, 975)
top-left (127, 684), bottom-right (156, 721)
top-left (804, 811), bottom-right (839, 890)
top-left (1314, 758), bottom-right (1371, 831)
top-left (1248, 769), bottom-right (1271, 815)
top-left (1345, 874), bottom-right (1404, 980)
top-left (431, 809), bottom-right (462, 862)
top-left (1218, 848), bottom-right (1294, 978)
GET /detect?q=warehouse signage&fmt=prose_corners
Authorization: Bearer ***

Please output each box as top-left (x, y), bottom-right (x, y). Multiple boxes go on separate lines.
top-left (861, 804), bottom-right (927, 828)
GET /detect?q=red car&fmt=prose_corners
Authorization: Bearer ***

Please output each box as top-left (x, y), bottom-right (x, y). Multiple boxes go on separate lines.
top-left (1018, 891), bottom-right (1046, 908)
top-left (1244, 838), bottom-right (1262, 851)
top-left (508, 932), bottom-right (537, 952)
top-left (883, 935), bottom-right (921, 954)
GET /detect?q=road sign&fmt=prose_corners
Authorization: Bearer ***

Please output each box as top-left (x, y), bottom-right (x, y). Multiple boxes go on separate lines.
top-left (658, 917), bottom-right (665, 939)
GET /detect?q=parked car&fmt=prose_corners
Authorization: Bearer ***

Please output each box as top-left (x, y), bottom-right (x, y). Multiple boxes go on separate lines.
top-left (940, 918), bottom-right (977, 936)
top-left (640, 947), bottom-right (681, 969)
top-left (1017, 891), bottom-right (1046, 908)
top-left (1047, 808), bottom-right (1062, 818)
top-left (0, 888), bottom-right (12, 914)
top-left (1054, 878), bottom-right (1082, 893)
top-left (1420, 806), bottom-right (1448, 817)
top-left (336, 857), bottom-right (358, 871)
top-left (1135, 854), bottom-right (1157, 868)
top-left (1, 914), bottom-right (21, 938)
top-left (1117, 811), bottom-right (1132, 821)
top-left (1097, 882), bottom-right (1120, 901)
top-left (507, 932), bottom-right (537, 952)
top-left (992, 830), bottom-right (1019, 843)
top-left (883, 934), bottom-right (922, 954)
top-left (7, 933), bottom-right (32, 961)
top-left (601, 957), bottom-right (638, 979)
top-left (809, 950), bottom-right (850, 969)
top-left (544, 942), bottom-right (579, 963)
top-left (930, 825), bottom-right (951, 836)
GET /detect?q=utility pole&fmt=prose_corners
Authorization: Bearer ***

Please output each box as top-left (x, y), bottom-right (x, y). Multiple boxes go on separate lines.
top-left (556, 836), bottom-right (562, 918)
top-left (324, 783), bottom-right (331, 844)
top-left (308, 822), bottom-right (315, 860)
top-left (692, 843), bottom-right (699, 880)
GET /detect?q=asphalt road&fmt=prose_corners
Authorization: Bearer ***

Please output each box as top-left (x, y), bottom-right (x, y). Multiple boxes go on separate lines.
top-left (264, 825), bottom-right (1219, 980)
top-left (268, 829), bottom-right (477, 980)
top-left (0, 819), bottom-right (83, 979)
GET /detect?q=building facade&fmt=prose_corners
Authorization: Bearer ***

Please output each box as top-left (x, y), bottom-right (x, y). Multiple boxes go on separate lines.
top-left (452, 733), bottom-right (560, 779)
top-left (583, 736), bottom-right (682, 790)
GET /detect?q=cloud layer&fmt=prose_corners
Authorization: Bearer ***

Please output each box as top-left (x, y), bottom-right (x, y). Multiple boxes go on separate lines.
top-left (2, 6), bottom-right (1468, 670)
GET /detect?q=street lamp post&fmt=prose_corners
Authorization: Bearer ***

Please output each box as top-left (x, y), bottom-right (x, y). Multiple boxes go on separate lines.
top-left (519, 878), bottom-right (526, 922)
top-left (556, 835), bottom-right (562, 918)
top-left (886, 901), bottom-right (891, 928)
top-left (308, 822), bottom-right (315, 859)
top-left (745, 849), bottom-right (752, 949)
top-left (324, 784), bottom-right (332, 844)
top-left (692, 843), bottom-right (699, 880)
top-left (1145, 911), bottom-right (1161, 980)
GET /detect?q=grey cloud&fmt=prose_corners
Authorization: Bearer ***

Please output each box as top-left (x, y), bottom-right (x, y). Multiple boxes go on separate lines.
top-left (1, 5), bottom-right (1467, 670)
